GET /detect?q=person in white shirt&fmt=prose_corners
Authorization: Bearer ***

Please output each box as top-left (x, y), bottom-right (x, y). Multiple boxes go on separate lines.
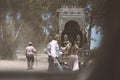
top-left (25, 42), bottom-right (37, 70)
top-left (47, 34), bottom-right (62, 72)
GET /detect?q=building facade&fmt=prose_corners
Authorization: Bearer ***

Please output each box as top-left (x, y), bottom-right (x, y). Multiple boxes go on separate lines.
top-left (57, 6), bottom-right (88, 48)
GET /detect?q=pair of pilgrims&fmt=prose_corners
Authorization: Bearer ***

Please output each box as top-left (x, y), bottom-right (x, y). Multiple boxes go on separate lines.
top-left (61, 34), bottom-right (81, 71)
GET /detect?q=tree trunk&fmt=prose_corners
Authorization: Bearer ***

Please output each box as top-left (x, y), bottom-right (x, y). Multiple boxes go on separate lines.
top-left (88, 10), bottom-right (93, 53)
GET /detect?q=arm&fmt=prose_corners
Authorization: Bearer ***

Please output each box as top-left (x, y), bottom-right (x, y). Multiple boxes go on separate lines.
top-left (32, 46), bottom-right (37, 55)
top-left (47, 43), bottom-right (51, 56)
top-left (33, 47), bottom-right (37, 53)
top-left (25, 48), bottom-right (28, 57)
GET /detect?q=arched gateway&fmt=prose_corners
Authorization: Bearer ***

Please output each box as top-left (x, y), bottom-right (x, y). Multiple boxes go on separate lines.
top-left (57, 6), bottom-right (87, 48)
top-left (62, 20), bottom-right (82, 43)
top-left (56, 6), bottom-right (90, 71)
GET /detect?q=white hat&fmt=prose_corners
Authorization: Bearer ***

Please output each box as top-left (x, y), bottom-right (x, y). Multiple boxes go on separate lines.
top-left (28, 42), bottom-right (32, 44)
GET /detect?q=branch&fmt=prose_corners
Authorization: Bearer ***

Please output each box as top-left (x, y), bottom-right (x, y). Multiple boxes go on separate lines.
top-left (13, 21), bottom-right (24, 43)
top-left (0, 22), bottom-right (4, 41)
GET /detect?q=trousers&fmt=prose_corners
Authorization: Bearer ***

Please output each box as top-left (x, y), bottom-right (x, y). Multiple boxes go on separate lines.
top-left (26, 54), bottom-right (34, 69)
top-left (48, 56), bottom-right (62, 72)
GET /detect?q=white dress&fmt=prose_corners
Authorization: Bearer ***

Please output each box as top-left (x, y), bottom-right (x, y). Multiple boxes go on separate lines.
top-left (68, 54), bottom-right (79, 71)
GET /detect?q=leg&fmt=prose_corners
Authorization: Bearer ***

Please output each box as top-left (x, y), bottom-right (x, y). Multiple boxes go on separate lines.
top-left (31, 55), bottom-right (34, 69)
top-left (68, 55), bottom-right (74, 71)
top-left (48, 56), bottom-right (54, 72)
top-left (26, 55), bottom-right (31, 69)
top-left (72, 55), bottom-right (79, 71)
top-left (29, 55), bottom-right (34, 69)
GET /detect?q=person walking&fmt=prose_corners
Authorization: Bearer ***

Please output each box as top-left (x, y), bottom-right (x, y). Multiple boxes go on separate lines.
top-left (47, 34), bottom-right (63, 72)
top-left (25, 42), bottom-right (37, 70)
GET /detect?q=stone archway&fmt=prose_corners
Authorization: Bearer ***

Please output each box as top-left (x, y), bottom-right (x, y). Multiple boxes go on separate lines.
top-left (61, 20), bottom-right (83, 44)
top-left (57, 6), bottom-right (88, 48)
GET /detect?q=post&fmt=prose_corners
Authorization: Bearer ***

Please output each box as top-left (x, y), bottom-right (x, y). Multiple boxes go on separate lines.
top-left (35, 52), bottom-right (38, 66)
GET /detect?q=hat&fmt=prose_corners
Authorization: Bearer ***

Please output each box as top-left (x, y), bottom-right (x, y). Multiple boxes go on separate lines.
top-left (28, 42), bottom-right (32, 45)
top-left (55, 34), bottom-right (60, 38)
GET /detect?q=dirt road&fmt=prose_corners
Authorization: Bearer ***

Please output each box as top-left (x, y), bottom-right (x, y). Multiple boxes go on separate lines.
top-left (0, 53), bottom-right (48, 72)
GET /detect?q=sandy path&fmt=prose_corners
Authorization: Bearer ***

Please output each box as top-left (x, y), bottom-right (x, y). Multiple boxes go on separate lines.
top-left (0, 53), bottom-right (48, 72)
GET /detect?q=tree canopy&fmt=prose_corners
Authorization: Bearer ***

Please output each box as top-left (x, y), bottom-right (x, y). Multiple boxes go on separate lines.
top-left (0, 0), bottom-right (106, 59)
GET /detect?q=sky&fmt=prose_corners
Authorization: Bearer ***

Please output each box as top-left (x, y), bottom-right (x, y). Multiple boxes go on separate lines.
top-left (90, 25), bottom-right (102, 49)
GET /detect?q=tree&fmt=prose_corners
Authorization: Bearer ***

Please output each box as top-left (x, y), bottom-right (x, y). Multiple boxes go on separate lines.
top-left (0, 0), bottom-right (96, 59)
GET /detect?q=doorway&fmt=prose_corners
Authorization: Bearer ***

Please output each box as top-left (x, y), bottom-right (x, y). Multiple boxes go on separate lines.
top-left (61, 20), bottom-right (83, 45)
